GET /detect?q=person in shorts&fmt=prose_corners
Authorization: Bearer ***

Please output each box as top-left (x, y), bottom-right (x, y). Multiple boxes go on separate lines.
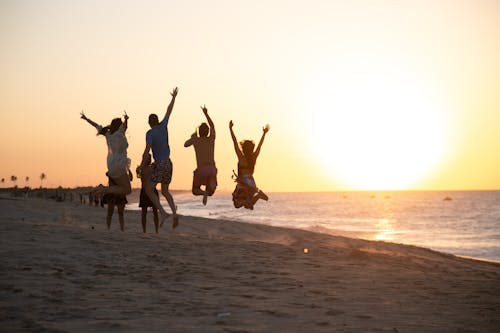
top-left (184, 105), bottom-right (217, 205)
top-left (101, 174), bottom-right (129, 231)
top-left (141, 87), bottom-right (179, 228)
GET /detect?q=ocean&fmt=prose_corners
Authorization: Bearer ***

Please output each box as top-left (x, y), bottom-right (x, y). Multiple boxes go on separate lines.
top-left (126, 190), bottom-right (500, 262)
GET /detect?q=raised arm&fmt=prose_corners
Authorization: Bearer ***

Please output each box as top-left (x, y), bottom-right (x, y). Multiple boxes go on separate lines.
top-left (229, 120), bottom-right (243, 159)
top-left (161, 87), bottom-right (178, 123)
top-left (254, 124), bottom-right (270, 159)
top-left (80, 111), bottom-right (100, 130)
top-left (122, 111), bottom-right (129, 130)
top-left (201, 105), bottom-right (215, 138)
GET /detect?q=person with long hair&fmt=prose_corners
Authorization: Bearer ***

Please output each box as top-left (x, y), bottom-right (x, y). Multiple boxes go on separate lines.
top-left (80, 111), bottom-right (132, 197)
top-left (229, 120), bottom-right (269, 209)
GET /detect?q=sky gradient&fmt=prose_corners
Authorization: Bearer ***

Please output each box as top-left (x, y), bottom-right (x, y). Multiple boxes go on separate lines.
top-left (1, 0), bottom-right (499, 191)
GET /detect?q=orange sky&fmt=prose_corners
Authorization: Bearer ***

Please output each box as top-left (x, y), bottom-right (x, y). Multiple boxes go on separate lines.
top-left (1, 0), bottom-right (499, 191)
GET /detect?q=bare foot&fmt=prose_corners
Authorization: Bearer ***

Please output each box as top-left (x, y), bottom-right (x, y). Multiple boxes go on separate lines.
top-left (202, 192), bottom-right (208, 206)
top-left (159, 212), bottom-right (170, 228)
top-left (258, 190), bottom-right (269, 201)
top-left (172, 215), bottom-right (179, 229)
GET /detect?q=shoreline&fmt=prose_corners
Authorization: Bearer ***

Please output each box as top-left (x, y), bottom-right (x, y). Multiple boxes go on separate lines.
top-left (1, 197), bottom-right (500, 332)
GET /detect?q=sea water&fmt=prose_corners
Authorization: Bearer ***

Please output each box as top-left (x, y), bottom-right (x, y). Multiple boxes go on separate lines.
top-left (126, 190), bottom-right (500, 262)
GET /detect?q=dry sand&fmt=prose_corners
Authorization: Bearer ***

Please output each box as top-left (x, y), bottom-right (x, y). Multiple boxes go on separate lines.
top-left (1, 196), bottom-right (499, 332)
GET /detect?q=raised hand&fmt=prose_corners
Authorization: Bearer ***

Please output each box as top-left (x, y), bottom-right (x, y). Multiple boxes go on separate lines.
top-left (80, 111), bottom-right (87, 120)
top-left (201, 105), bottom-right (208, 114)
top-left (171, 87), bottom-right (179, 98)
top-left (229, 120), bottom-right (234, 129)
top-left (263, 124), bottom-right (270, 133)
top-left (123, 110), bottom-right (129, 120)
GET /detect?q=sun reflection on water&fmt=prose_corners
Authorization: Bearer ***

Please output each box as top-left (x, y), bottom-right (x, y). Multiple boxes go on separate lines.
top-left (373, 218), bottom-right (397, 241)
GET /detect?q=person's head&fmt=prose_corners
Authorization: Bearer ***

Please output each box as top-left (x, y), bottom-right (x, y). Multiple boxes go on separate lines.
top-left (198, 122), bottom-right (209, 137)
top-left (109, 118), bottom-right (122, 133)
top-left (148, 114), bottom-right (159, 128)
top-left (240, 140), bottom-right (255, 158)
top-left (136, 154), bottom-right (152, 179)
top-left (98, 118), bottom-right (122, 135)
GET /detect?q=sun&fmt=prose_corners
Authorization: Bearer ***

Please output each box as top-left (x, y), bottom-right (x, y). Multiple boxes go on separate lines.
top-left (304, 66), bottom-right (450, 190)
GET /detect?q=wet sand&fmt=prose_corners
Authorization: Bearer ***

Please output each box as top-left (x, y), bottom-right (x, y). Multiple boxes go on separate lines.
top-left (1, 196), bottom-right (499, 332)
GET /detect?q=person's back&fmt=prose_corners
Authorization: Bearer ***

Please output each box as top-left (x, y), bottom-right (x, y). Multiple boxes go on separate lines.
top-left (192, 136), bottom-right (215, 167)
top-left (141, 87), bottom-right (179, 228)
top-left (184, 106), bottom-right (217, 205)
top-left (146, 118), bottom-right (170, 163)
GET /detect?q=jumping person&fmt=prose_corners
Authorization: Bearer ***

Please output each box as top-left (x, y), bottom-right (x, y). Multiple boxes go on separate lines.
top-left (102, 175), bottom-right (128, 231)
top-left (80, 111), bottom-right (132, 197)
top-left (184, 105), bottom-right (217, 205)
top-left (229, 120), bottom-right (269, 209)
top-left (141, 87), bottom-right (179, 228)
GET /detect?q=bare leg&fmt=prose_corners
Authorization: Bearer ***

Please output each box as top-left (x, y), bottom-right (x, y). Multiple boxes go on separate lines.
top-left (191, 185), bottom-right (205, 196)
top-left (117, 204), bottom-right (125, 231)
top-left (141, 207), bottom-right (147, 233)
top-left (207, 179), bottom-right (217, 196)
top-left (106, 203), bottom-right (114, 229)
top-left (144, 179), bottom-right (169, 225)
top-left (202, 189), bottom-right (208, 206)
top-left (153, 208), bottom-right (159, 234)
top-left (161, 183), bottom-right (178, 229)
top-left (105, 173), bottom-right (132, 196)
top-left (204, 179), bottom-right (217, 205)
top-left (192, 184), bottom-right (207, 205)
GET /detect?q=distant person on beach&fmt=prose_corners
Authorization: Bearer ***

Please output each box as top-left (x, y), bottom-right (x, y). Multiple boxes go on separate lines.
top-left (141, 87), bottom-right (179, 228)
top-left (80, 111), bottom-right (132, 197)
top-left (184, 105), bottom-right (217, 205)
top-left (229, 120), bottom-right (269, 209)
top-left (137, 154), bottom-right (159, 233)
top-left (101, 175), bottom-right (129, 232)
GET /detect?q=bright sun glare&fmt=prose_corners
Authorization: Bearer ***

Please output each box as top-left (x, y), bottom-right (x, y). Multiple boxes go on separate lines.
top-left (305, 64), bottom-right (450, 190)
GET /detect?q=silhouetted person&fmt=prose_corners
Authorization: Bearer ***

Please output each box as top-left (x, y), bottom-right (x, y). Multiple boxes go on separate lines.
top-left (229, 120), bottom-right (269, 209)
top-left (184, 105), bottom-right (217, 205)
top-left (102, 176), bottom-right (128, 231)
top-left (137, 154), bottom-right (159, 233)
top-left (141, 87), bottom-right (179, 228)
top-left (81, 111), bottom-right (132, 197)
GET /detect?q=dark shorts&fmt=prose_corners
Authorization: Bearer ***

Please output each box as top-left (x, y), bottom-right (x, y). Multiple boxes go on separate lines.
top-left (102, 176), bottom-right (128, 206)
top-left (232, 178), bottom-right (257, 209)
top-left (150, 159), bottom-right (173, 184)
top-left (193, 165), bottom-right (218, 188)
top-left (139, 188), bottom-right (158, 208)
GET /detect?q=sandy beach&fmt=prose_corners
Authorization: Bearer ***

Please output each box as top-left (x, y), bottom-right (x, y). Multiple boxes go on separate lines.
top-left (1, 196), bottom-right (499, 332)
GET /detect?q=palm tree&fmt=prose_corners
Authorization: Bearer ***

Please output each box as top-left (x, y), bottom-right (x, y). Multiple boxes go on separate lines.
top-left (40, 173), bottom-right (46, 188)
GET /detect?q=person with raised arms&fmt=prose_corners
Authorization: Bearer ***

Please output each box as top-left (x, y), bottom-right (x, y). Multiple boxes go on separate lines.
top-left (141, 87), bottom-right (179, 229)
top-left (184, 105), bottom-right (217, 205)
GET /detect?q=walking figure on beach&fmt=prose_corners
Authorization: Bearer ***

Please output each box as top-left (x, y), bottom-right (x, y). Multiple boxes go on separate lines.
top-left (80, 111), bottom-right (132, 197)
top-left (141, 87), bottom-right (179, 228)
top-left (136, 154), bottom-right (159, 233)
top-left (229, 120), bottom-right (269, 209)
top-left (184, 105), bottom-right (217, 205)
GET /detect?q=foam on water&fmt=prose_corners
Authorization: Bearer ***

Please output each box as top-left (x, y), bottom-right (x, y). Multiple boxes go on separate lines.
top-left (126, 190), bottom-right (500, 261)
